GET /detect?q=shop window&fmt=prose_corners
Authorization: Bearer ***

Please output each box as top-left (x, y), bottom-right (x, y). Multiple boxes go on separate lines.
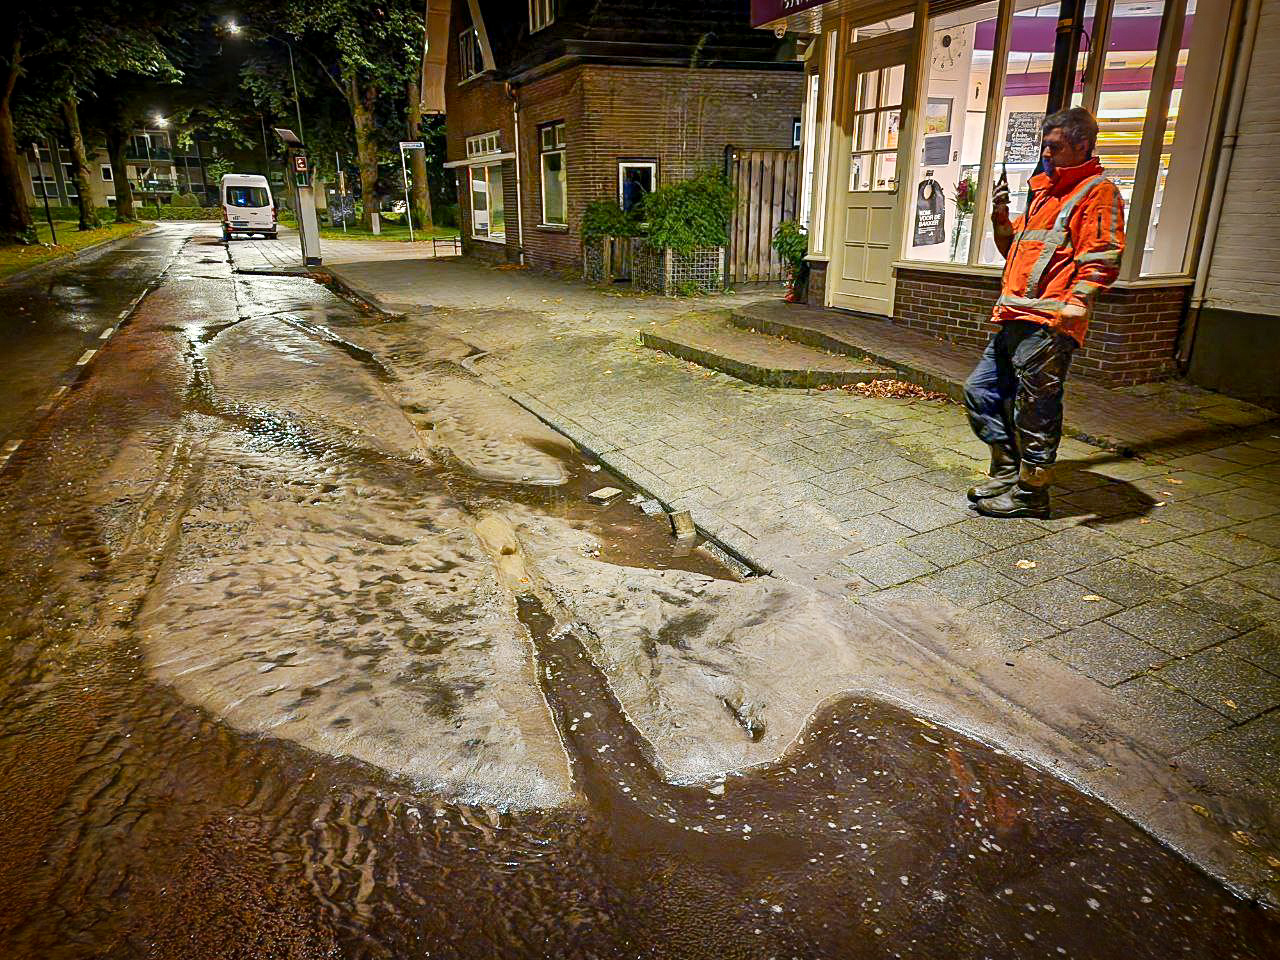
top-left (618, 161), bottom-right (655, 213)
top-left (849, 63), bottom-right (904, 193)
top-left (1140, 0), bottom-right (1226, 275)
top-left (539, 121), bottom-right (566, 225)
top-left (903, 1), bottom-right (999, 263)
top-left (470, 163), bottom-right (505, 240)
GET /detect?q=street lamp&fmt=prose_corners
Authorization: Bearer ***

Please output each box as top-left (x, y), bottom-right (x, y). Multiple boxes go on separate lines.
top-left (226, 19), bottom-right (305, 144)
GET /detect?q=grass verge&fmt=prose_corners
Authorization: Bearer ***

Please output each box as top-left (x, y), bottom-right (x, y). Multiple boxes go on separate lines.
top-left (0, 220), bottom-right (147, 281)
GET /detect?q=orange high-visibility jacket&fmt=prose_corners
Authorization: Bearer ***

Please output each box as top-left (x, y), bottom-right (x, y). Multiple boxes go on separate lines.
top-left (995, 156), bottom-right (1126, 346)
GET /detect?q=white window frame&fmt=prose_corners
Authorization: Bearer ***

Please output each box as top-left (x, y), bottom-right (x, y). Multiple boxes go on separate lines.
top-left (466, 131), bottom-right (501, 158)
top-left (539, 121), bottom-right (567, 226)
top-left (100, 164), bottom-right (113, 182)
top-left (469, 162), bottom-right (506, 242)
top-left (459, 27), bottom-right (481, 81)
top-left (617, 160), bottom-right (656, 211)
top-left (530, 0), bottom-right (555, 33)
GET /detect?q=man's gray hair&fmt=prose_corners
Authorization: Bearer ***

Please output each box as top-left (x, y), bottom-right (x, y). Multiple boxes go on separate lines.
top-left (1042, 107), bottom-right (1099, 151)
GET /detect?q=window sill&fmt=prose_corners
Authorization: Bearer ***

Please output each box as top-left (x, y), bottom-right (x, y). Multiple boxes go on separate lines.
top-left (893, 259), bottom-right (1193, 289)
top-left (536, 223), bottom-right (568, 232)
top-left (471, 235), bottom-right (507, 245)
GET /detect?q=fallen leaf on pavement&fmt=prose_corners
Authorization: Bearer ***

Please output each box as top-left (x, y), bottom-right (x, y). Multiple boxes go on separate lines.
top-left (1232, 830), bottom-right (1253, 846)
top-left (1154, 501), bottom-right (1166, 507)
top-left (1191, 803), bottom-right (1210, 818)
top-left (1082, 594), bottom-right (1104, 601)
top-left (1139, 518), bottom-right (1152, 524)
top-left (1015, 559), bottom-right (1037, 570)
top-left (1223, 698), bottom-right (1238, 709)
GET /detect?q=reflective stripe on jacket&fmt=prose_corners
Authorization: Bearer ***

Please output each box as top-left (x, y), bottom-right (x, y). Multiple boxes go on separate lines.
top-left (994, 157), bottom-right (1126, 346)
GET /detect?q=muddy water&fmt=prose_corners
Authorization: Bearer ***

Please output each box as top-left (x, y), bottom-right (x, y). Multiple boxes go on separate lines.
top-left (0, 233), bottom-right (1275, 958)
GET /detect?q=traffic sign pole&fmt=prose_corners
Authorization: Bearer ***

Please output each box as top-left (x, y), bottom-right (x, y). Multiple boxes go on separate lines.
top-left (398, 141), bottom-right (424, 244)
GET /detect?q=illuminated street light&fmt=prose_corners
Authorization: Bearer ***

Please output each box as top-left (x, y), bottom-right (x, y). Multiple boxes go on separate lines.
top-left (224, 16), bottom-right (305, 144)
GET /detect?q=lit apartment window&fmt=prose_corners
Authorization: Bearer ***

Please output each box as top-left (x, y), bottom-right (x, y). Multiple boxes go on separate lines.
top-left (530, 0), bottom-right (556, 32)
top-left (539, 121), bottom-right (566, 225)
top-left (459, 27), bottom-right (482, 80)
top-left (469, 163), bottom-right (505, 241)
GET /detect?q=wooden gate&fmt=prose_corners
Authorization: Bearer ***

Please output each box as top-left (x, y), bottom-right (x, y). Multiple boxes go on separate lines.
top-left (726, 147), bottom-right (801, 285)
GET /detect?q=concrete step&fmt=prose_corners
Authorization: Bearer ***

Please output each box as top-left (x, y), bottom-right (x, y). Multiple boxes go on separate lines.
top-left (640, 313), bottom-right (893, 389)
top-left (729, 299), bottom-right (1275, 455)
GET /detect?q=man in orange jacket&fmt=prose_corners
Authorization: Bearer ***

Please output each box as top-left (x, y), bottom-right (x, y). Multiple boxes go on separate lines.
top-left (964, 107), bottom-right (1125, 519)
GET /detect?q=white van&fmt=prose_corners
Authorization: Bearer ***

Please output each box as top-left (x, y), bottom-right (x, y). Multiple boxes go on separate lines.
top-left (220, 173), bottom-right (277, 241)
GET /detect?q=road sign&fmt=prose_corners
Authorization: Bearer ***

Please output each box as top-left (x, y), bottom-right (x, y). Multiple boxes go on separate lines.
top-left (293, 154), bottom-right (308, 172)
top-left (399, 140), bottom-right (425, 150)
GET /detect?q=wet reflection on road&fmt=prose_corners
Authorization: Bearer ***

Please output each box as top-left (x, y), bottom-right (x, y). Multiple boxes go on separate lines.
top-left (0, 231), bottom-right (1274, 958)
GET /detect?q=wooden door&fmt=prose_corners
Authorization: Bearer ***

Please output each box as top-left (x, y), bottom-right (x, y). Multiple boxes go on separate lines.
top-left (832, 35), bottom-right (913, 314)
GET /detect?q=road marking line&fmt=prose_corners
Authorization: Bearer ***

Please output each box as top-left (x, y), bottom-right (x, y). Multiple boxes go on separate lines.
top-left (76, 349), bottom-right (97, 366)
top-left (118, 309), bottom-right (130, 320)
top-left (99, 327), bottom-right (114, 340)
top-left (52, 386), bottom-right (68, 399)
top-left (2, 439), bottom-right (21, 454)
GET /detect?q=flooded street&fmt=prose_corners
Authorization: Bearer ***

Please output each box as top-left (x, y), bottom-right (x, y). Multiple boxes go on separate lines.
top-left (0, 227), bottom-right (1275, 958)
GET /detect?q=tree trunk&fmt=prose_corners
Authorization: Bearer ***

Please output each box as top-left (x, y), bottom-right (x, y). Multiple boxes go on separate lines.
top-left (350, 76), bottom-right (379, 232)
top-left (0, 41), bottom-right (35, 243)
top-left (62, 96), bottom-right (100, 230)
top-left (105, 126), bottom-right (136, 222)
top-left (406, 78), bottom-right (433, 232)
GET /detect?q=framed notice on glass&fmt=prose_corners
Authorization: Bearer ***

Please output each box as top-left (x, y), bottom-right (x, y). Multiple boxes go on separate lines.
top-left (925, 98), bottom-right (952, 135)
top-left (1005, 112), bottom-right (1044, 164)
top-left (922, 134), bottom-right (951, 166)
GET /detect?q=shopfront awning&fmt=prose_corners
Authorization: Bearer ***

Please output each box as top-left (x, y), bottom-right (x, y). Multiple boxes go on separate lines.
top-left (751, 0), bottom-right (828, 28)
top-left (420, 0), bottom-right (451, 116)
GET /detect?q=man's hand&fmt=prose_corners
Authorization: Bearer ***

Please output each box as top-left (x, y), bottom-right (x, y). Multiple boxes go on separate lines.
top-left (991, 171), bottom-right (1011, 226)
top-left (1060, 303), bottom-right (1088, 323)
top-left (992, 169), bottom-right (1014, 259)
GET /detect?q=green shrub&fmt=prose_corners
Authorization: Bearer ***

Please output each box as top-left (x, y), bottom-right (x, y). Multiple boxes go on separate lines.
top-left (640, 172), bottom-right (734, 255)
top-left (437, 203), bottom-right (460, 228)
top-left (581, 199), bottom-right (640, 243)
top-left (772, 220), bottom-right (808, 275)
top-left (171, 191), bottom-right (202, 207)
top-left (152, 206), bottom-right (222, 221)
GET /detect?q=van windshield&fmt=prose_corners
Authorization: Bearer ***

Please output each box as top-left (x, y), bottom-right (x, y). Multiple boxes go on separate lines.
top-left (226, 186), bottom-right (270, 208)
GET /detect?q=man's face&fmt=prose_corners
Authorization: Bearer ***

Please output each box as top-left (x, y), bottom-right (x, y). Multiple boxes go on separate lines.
top-left (1041, 127), bottom-right (1091, 172)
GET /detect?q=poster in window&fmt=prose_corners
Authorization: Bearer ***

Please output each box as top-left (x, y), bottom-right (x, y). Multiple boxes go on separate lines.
top-left (922, 134), bottom-right (951, 166)
top-left (1005, 112), bottom-right (1044, 164)
top-left (913, 178), bottom-right (945, 247)
top-left (924, 98), bottom-right (952, 135)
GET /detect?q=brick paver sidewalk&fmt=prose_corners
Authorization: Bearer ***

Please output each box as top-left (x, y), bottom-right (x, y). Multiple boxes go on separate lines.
top-left (323, 254), bottom-right (1280, 902)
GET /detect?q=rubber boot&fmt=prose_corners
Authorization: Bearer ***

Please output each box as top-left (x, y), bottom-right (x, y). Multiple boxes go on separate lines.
top-left (967, 443), bottom-right (1020, 502)
top-left (975, 463), bottom-right (1051, 519)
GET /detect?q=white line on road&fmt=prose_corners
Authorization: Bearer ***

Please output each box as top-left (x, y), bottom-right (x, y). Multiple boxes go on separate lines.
top-left (76, 349), bottom-right (97, 366)
top-left (99, 327), bottom-right (114, 340)
top-left (118, 309), bottom-right (130, 320)
top-left (52, 386), bottom-right (68, 399)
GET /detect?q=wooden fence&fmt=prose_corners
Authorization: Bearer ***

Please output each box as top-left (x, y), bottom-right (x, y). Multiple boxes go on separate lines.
top-left (725, 146), bottom-right (801, 286)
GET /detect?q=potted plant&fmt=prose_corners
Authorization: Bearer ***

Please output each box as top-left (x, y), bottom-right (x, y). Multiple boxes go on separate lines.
top-left (634, 172), bottom-right (735, 295)
top-left (772, 220), bottom-right (810, 303)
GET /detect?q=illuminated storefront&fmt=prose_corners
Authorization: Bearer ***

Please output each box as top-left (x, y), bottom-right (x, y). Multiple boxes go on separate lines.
top-left (755, 0), bottom-right (1273, 396)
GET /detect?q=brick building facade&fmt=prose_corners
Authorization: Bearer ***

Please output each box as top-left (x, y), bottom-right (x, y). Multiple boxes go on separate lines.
top-left (444, 0), bottom-right (803, 272)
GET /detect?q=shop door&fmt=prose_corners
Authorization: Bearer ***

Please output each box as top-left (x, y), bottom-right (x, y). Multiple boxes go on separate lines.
top-left (832, 36), bottom-right (913, 315)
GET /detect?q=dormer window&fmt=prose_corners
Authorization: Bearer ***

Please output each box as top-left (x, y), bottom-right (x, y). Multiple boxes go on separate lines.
top-left (459, 27), bottom-right (482, 80)
top-left (530, 0), bottom-right (555, 33)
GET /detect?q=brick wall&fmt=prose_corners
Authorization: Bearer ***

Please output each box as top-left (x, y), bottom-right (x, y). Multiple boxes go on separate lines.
top-left (445, 0), bottom-right (520, 263)
top-left (514, 64), bottom-right (804, 273)
top-left (893, 267), bottom-right (1186, 386)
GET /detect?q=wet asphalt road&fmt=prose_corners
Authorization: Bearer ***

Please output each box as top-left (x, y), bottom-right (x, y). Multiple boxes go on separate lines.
top-left (0, 225), bottom-right (189, 449)
top-left (0, 224), bottom-right (1276, 958)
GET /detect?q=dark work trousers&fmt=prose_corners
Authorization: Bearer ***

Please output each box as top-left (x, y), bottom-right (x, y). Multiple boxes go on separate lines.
top-left (963, 320), bottom-right (1076, 467)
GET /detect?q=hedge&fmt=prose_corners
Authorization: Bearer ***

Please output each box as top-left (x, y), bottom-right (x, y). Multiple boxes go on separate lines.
top-left (151, 206), bottom-right (223, 221)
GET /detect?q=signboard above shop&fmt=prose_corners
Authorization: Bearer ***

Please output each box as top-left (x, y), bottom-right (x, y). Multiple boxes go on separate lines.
top-left (750, 0), bottom-right (827, 27)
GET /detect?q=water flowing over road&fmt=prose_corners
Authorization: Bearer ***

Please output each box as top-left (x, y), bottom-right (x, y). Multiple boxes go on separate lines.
top-left (0, 227), bottom-right (1274, 958)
